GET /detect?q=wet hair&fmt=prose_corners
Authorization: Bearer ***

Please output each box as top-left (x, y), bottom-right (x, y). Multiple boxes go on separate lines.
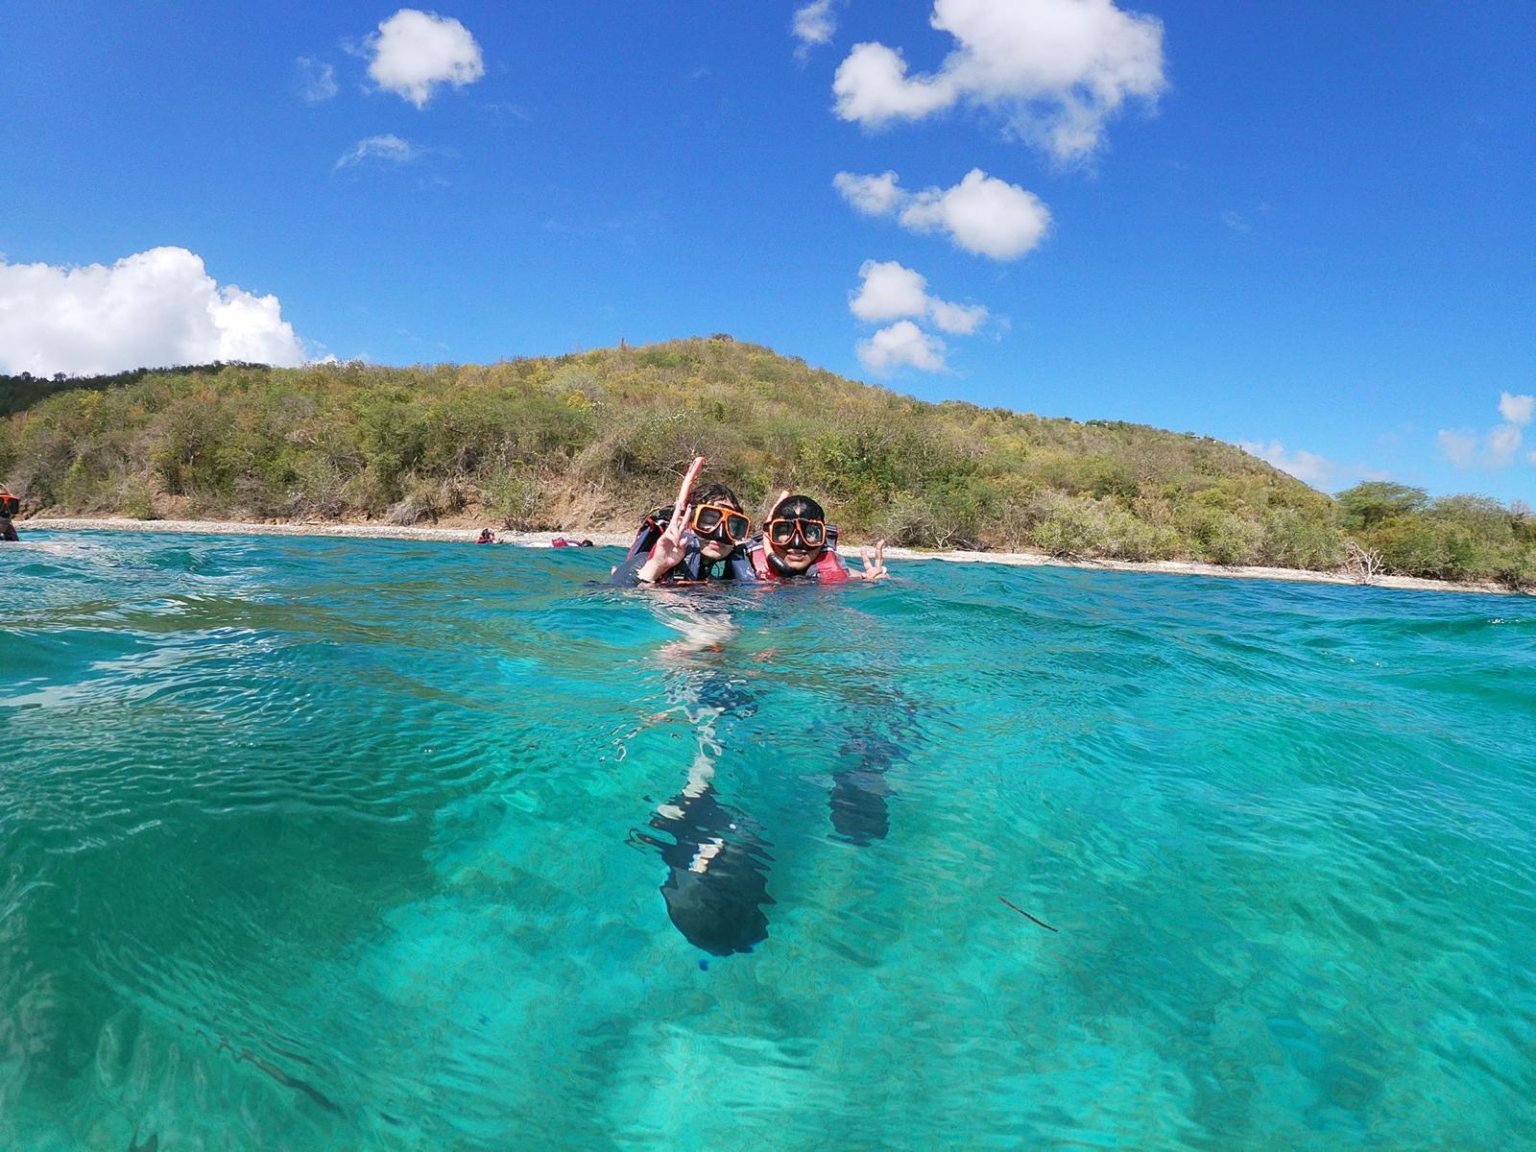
top-left (693, 482), bottom-right (743, 511)
top-left (771, 494), bottom-right (825, 522)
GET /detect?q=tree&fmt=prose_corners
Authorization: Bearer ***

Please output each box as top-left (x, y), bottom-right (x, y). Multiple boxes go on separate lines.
top-left (1335, 482), bottom-right (1427, 530)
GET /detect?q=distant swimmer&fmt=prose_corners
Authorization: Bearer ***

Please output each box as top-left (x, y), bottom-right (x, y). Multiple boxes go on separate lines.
top-left (0, 486), bottom-right (19, 542)
top-left (475, 528), bottom-right (497, 544)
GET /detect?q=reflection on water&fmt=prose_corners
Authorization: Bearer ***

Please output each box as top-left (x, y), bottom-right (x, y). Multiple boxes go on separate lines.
top-left (1, 531), bottom-right (1534, 1150)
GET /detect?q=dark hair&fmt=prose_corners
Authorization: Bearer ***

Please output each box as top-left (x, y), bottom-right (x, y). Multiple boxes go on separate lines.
top-left (771, 494), bottom-right (824, 522)
top-left (693, 482), bottom-right (743, 511)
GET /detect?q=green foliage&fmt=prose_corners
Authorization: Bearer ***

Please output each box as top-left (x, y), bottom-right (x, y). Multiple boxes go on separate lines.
top-left (2, 339), bottom-right (1529, 588)
top-left (1336, 482), bottom-right (1428, 530)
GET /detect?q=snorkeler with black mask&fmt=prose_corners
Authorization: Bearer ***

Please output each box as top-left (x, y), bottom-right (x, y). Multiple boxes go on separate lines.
top-left (747, 492), bottom-right (887, 582)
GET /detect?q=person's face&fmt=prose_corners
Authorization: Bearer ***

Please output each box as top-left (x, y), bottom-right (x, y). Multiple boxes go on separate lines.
top-left (693, 501), bottom-right (746, 562)
top-left (771, 540), bottom-right (818, 572)
top-left (700, 533), bottom-right (736, 562)
top-left (765, 516), bottom-right (825, 573)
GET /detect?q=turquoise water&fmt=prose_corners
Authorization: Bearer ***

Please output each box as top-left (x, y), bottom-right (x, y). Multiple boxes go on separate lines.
top-left (2, 530), bottom-right (1534, 1151)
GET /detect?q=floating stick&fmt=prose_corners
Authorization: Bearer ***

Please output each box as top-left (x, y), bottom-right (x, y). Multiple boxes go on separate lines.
top-left (999, 896), bottom-right (1058, 933)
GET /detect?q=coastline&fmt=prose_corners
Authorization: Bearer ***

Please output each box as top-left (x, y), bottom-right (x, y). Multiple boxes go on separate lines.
top-left (19, 516), bottom-right (1525, 598)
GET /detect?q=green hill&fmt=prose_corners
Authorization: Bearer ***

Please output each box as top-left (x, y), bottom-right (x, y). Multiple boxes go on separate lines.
top-left (2, 337), bottom-right (1531, 587)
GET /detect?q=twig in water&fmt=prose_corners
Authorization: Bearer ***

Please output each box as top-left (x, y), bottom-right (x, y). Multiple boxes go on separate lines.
top-left (999, 896), bottom-right (1058, 933)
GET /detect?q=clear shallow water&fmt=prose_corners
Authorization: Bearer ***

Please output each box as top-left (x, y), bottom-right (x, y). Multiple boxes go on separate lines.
top-left (2, 530), bottom-right (1534, 1151)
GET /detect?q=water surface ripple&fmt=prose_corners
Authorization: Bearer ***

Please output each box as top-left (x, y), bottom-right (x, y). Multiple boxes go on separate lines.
top-left (2, 531), bottom-right (1533, 1150)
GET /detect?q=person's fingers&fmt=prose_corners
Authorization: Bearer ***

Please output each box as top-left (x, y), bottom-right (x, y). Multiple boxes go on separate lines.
top-left (673, 456), bottom-right (706, 519)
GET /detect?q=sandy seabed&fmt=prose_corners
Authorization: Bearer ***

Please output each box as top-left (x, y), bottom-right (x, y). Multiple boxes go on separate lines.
top-left (18, 516), bottom-right (1526, 598)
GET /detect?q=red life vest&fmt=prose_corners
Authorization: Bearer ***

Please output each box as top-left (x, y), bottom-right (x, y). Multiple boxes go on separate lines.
top-left (747, 541), bottom-right (849, 582)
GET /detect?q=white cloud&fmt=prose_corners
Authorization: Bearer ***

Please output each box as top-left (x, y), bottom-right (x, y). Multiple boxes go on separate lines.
top-left (857, 320), bottom-right (946, 374)
top-left (296, 57), bottom-right (338, 103)
top-left (1488, 424), bottom-right (1523, 466)
top-left (1239, 440), bottom-right (1334, 489)
top-left (927, 297), bottom-right (988, 335)
top-left (1437, 428), bottom-right (1477, 467)
top-left (850, 260), bottom-right (930, 322)
top-left (793, 0), bottom-right (839, 54)
top-left (367, 9), bottom-right (484, 108)
top-left (833, 170), bottom-right (905, 217)
top-left (1499, 390), bottom-right (1534, 426)
top-left (849, 260), bottom-right (987, 335)
top-left (833, 0), bottom-right (1167, 162)
top-left (834, 168), bottom-right (1050, 260)
top-left (1438, 393), bottom-right (1536, 470)
top-left (336, 134), bottom-right (419, 169)
top-left (0, 248), bottom-right (306, 377)
top-left (899, 169), bottom-right (1051, 259)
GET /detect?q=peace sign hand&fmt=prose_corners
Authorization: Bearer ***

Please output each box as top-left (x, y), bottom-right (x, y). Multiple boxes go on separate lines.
top-left (637, 456), bottom-right (705, 583)
top-left (858, 539), bottom-right (889, 581)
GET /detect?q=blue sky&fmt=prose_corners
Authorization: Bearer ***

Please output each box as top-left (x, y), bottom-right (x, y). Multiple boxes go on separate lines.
top-left (2, 1), bottom-right (1532, 503)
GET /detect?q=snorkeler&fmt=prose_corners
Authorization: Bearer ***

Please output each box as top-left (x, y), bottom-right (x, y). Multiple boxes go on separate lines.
top-left (747, 493), bottom-right (888, 582)
top-left (0, 486), bottom-right (19, 542)
top-left (610, 456), bottom-right (756, 586)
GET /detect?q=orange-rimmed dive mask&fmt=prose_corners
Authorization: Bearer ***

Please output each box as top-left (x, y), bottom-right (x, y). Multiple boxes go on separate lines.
top-left (765, 517), bottom-right (826, 549)
top-left (689, 503), bottom-right (750, 543)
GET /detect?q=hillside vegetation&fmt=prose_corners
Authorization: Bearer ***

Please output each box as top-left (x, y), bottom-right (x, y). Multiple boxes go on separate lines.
top-left (2, 337), bottom-right (1532, 588)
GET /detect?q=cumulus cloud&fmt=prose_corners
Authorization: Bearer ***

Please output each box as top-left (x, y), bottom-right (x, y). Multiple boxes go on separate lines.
top-left (834, 168), bottom-right (1050, 260)
top-left (0, 248), bottom-right (306, 377)
top-left (296, 57), bottom-right (338, 102)
top-left (793, 0), bottom-right (840, 55)
top-left (1488, 423), bottom-right (1523, 466)
top-left (833, 0), bottom-right (1166, 162)
top-left (1437, 429), bottom-right (1477, 467)
top-left (335, 134), bottom-right (420, 169)
top-left (857, 320), bottom-right (946, 374)
top-left (833, 170), bottom-right (905, 216)
top-left (1438, 392), bottom-right (1536, 469)
top-left (1239, 440), bottom-right (1334, 489)
top-left (1499, 390), bottom-right (1534, 427)
top-left (367, 9), bottom-right (484, 108)
top-left (850, 259), bottom-right (987, 334)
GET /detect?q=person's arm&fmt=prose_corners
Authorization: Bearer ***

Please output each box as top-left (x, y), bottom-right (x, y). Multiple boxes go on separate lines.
top-left (609, 551), bottom-right (657, 587)
top-left (0, 519), bottom-right (17, 542)
top-left (616, 455), bottom-right (705, 586)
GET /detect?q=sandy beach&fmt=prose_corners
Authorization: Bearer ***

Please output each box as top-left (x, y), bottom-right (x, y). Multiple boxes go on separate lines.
top-left (18, 515), bottom-right (1525, 597)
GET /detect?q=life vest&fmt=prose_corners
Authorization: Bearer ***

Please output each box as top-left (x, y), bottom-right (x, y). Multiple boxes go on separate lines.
top-left (747, 528), bottom-right (849, 582)
top-left (621, 506), bottom-right (675, 566)
top-left (618, 508), bottom-right (755, 584)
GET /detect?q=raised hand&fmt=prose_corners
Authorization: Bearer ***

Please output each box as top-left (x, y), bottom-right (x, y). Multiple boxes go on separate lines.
top-left (638, 455), bottom-right (705, 583)
top-left (858, 539), bottom-right (889, 581)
